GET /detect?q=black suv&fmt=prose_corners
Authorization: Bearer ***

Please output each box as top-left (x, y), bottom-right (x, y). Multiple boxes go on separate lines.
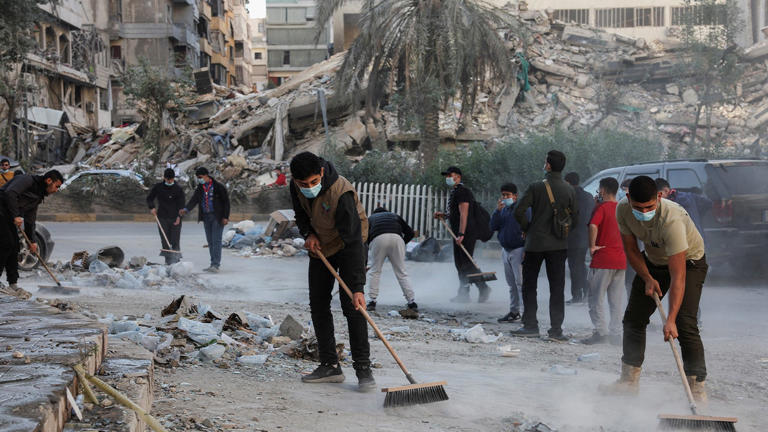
top-left (581, 159), bottom-right (768, 275)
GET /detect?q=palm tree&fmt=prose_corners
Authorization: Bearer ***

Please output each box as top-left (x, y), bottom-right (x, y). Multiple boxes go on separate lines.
top-left (316, 0), bottom-right (516, 163)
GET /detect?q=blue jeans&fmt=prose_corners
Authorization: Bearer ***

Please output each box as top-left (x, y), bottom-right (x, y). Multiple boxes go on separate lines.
top-left (203, 213), bottom-right (223, 268)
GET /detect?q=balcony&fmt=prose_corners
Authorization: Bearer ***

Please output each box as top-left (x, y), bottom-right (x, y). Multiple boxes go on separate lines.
top-left (172, 24), bottom-right (201, 51)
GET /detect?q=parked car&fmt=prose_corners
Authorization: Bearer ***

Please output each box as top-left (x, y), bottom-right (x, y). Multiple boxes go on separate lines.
top-left (17, 223), bottom-right (55, 271)
top-left (581, 159), bottom-right (768, 276)
top-left (60, 169), bottom-right (147, 190)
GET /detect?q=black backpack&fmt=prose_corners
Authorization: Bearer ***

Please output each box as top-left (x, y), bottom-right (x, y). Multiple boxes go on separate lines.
top-left (471, 200), bottom-right (494, 242)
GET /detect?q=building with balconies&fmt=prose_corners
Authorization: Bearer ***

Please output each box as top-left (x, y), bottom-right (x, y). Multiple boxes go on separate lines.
top-left (249, 18), bottom-right (268, 91)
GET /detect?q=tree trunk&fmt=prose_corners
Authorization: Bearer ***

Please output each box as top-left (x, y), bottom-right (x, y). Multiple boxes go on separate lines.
top-left (421, 103), bottom-right (439, 165)
top-left (690, 102), bottom-right (703, 149)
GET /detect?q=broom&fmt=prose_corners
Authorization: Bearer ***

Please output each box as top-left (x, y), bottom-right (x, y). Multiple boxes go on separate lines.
top-left (316, 251), bottom-right (448, 408)
top-left (18, 227), bottom-right (85, 294)
top-left (653, 293), bottom-right (737, 431)
top-left (438, 218), bottom-right (496, 283)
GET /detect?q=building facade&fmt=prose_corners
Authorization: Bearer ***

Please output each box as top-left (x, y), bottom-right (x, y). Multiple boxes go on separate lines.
top-left (250, 18), bottom-right (269, 91)
top-left (265, 0), bottom-right (332, 85)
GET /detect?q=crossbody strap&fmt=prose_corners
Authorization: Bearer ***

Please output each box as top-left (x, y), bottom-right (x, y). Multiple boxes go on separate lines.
top-left (543, 180), bottom-right (558, 214)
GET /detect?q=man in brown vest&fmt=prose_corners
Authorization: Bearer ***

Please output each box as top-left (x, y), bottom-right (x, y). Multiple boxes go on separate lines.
top-left (289, 151), bottom-right (375, 390)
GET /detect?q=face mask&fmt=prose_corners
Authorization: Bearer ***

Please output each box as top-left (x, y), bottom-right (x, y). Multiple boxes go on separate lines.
top-left (165, 182), bottom-right (174, 186)
top-left (1, 169), bottom-right (7, 174)
top-left (300, 182), bottom-right (322, 198)
top-left (197, 178), bottom-right (206, 185)
top-left (445, 177), bottom-right (455, 187)
top-left (632, 208), bottom-right (656, 222)
top-left (502, 198), bottom-right (515, 207)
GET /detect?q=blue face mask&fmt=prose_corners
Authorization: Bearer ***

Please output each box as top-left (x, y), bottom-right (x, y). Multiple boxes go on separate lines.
top-left (445, 177), bottom-right (455, 187)
top-left (632, 208), bottom-right (656, 222)
top-left (503, 198), bottom-right (515, 207)
top-left (197, 177), bottom-right (206, 185)
top-left (300, 182), bottom-right (322, 198)
top-left (164, 181), bottom-right (174, 187)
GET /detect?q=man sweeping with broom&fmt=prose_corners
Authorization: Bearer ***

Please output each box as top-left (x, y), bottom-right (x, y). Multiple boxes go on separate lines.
top-left (289, 151), bottom-right (376, 390)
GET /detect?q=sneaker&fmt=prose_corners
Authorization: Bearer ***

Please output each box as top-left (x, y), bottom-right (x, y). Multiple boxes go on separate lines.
top-left (301, 363), bottom-right (345, 383)
top-left (547, 331), bottom-right (570, 342)
top-left (366, 301), bottom-right (376, 311)
top-left (204, 266), bottom-right (220, 273)
top-left (580, 332), bottom-right (608, 345)
top-left (510, 326), bottom-right (540, 338)
top-left (355, 366), bottom-right (376, 391)
top-left (406, 302), bottom-right (418, 311)
top-left (497, 312), bottom-right (521, 323)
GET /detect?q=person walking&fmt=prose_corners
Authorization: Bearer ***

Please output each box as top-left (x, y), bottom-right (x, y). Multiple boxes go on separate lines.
top-left (655, 178), bottom-right (712, 239)
top-left (0, 170), bottom-right (63, 292)
top-left (433, 166), bottom-right (491, 303)
top-left (491, 183), bottom-right (526, 323)
top-left (581, 177), bottom-right (625, 345)
top-left (0, 159), bottom-right (15, 187)
top-left (565, 172), bottom-right (594, 304)
top-left (147, 168), bottom-right (186, 265)
top-left (289, 151), bottom-right (375, 390)
top-left (602, 176), bottom-right (708, 403)
top-left (180, 167), bottom-right (230, 273)
top-left (365, 206), bottom-right (417, 312)
top-left (511, 150), bottom-right (577, 341)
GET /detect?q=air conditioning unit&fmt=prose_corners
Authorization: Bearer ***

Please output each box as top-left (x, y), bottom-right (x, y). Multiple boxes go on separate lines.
top-left (86, 102), bottom-right (95, 113)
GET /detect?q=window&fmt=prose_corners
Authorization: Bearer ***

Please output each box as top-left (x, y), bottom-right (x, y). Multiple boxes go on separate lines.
top-left (258, 23), bottom-right (264, 34)
top-left (229, 46), bottom-right (234, 61)
top-left (254, 52), bottom-right (262, 60)
top-left (74, 85), bottom-right (82, 107)
top-left (211, 0), bottom-right (221, 17)
top-left (582, 171), bottom-right (621, 197)
top-left (200, 52), bottom-right (210, 69)
top-left (671, 4), bottom-right (728, 26)
top-left (110, 45), bottom-right (121, 60)
top-left (235, 41), bottom-right (243, 58)
top-left (596, 7), bottom-right (665, 28)
top-left (553, 9), bottom-right (589, 25)
top-left (99, 87), bottom-right (108, 111)
top-left (667, 169), bottom-right (703, 192)
top-left (197, 18), bottom-right (208, 38)
top-left (282, 50), bottom-right (290, 65)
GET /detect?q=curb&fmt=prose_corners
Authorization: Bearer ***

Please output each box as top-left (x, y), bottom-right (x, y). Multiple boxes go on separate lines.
top-left (38, 213), bottom-right (267, 222)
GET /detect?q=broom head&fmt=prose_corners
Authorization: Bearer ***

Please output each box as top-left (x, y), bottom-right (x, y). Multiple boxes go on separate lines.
top-left (382, 381), bottom-right (448, 408)
top-left (658, 414), bottom-right (737, 431)
top-left (467, 272), bottom-right (497, 283)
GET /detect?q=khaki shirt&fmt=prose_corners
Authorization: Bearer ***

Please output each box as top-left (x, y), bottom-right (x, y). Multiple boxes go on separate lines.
top-left (616, 198), bottom-right (705, 266)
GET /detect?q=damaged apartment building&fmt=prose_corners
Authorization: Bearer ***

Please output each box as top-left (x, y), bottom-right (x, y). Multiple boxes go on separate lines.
top-left (16, 0), bottom-right (112, 163)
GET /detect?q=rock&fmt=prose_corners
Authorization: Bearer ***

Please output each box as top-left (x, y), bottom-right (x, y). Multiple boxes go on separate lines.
top-left (227, 154), bottom-right (248, 169)
top-left (199, 344), bottom-right (226, 362)
top-left (128, 256), bottom-right (147, 268)
top-left (682, 88), bottom-right (699, 105)
top-left (222, 166), bottom-right (242, 180)
top-left (238, 354), bottom-right (268, 365)
top-left (279, 314), bottom-right (304, 340)
top-left (281, 244), bottom-right (298, 256)
top-left (343, 116), bottom-right (367, 144)
top-left (665, 83), bottom-right (679, 96)
top-left (88, 260), bottom-right (110, 274)
top-left (12, 351), bottom-right (23, 359)
top-left (170, 262), bottom-right (194, 278)
top-left (269, 336), bottom-right (291, 347)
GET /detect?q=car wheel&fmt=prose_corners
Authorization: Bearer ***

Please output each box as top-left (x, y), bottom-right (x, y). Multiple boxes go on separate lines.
top-left (17, 232), bottom-right (48, 271)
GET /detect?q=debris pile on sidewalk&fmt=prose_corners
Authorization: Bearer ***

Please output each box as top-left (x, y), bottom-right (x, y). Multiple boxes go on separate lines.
top-left (224, 212), bottom-right (306, 258)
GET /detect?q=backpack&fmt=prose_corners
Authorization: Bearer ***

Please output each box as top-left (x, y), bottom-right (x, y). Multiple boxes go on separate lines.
top-left (544, 180), bottom-right (572, 240)
top-left (471, 200), bottom-right (494, 242)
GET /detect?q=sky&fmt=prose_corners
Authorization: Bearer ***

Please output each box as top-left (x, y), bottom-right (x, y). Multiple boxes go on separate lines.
top-left (248, 0), bottom-right (266, 18)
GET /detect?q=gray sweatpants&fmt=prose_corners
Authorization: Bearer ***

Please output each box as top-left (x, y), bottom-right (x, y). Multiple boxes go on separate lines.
top-left (367, 233), bottom-right (415, 303)
top-left (503, 247), bottom-right (524, 314)
top-left (587, 268), bottom-right (625, 336)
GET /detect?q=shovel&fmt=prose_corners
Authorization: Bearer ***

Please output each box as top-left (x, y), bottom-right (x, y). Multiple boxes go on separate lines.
top-left (18, 227), bottom-right (84, 295)
top-left (438, 218), bottom-right (496, 283)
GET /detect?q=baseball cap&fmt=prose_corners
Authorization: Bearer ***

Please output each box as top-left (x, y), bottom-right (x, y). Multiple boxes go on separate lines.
top-left (440, 166), bottom-right (462, 176)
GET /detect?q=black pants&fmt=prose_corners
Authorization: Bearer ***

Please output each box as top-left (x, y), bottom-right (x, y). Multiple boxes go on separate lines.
top-left (622, 256), bottom-right (707, 379)
top-left (567, 247), bottom-right (588, 301)
top-left (0, 215), bottom-right (20, 285)
top-left (158, 217), bottom-right (182, 264)
top-left (308, 247), bottom-right (370, 368)
top-left (452, 236), bottom-right (489, 290)
top-left (521, 249), bottom-right (567, 333)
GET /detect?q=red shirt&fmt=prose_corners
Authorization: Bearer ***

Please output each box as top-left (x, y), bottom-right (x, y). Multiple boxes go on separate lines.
top-left (589, 201), bottom-right (626, 270)
top-left (274, 173), bottom-right (287, 186)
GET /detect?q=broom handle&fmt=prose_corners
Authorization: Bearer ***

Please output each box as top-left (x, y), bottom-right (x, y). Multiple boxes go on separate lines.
top-left (317, 251), bottom-right (417, 385)
top-left (438, 218), bottom-right (481, 271)
top-left (18, 226), bottom-right (62, 287)
top-left (653, 293), bottom-right (699, 415)
top-left (154, 214), bottom-right (173, 250)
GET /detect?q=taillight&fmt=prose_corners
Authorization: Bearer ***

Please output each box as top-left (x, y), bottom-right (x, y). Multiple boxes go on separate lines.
top-left (712, 200), bottom-right (733, 224)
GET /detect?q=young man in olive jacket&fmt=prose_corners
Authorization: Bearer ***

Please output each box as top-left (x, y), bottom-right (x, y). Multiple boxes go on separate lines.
top-left (180, 167), bottom-right (230, 273)
top-left (289, 151), bottom-right (375, 390)
top-left (512, 150), bottom-right (578, 341)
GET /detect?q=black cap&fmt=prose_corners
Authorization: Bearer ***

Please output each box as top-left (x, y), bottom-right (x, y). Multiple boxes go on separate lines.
top-left (440, 166), bottom-right (462, 176)
top-left (195, 166), bottom-right (209, 176)
top-left (163, 168), bottom-right (176, 179)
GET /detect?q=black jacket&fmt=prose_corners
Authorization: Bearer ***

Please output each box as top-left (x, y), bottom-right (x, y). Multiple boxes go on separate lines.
top-left (147, 182), bottom-right (186, 220)
top-left (185, 178), bottom-right (230, 222)
top-left (0, 174), bottom-right (48, 240)
top-left (515, 171), bottom-right (578, 252)
top-left (290, 159), bottom-right (366, 292)
top-left (568, 186), bottom-right (595, 250)
top-left (367, 209), bottom-right (415, 244)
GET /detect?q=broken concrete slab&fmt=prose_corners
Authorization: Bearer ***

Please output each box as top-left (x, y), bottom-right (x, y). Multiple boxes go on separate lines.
top-left (279, 314), bottom-right (304, 341)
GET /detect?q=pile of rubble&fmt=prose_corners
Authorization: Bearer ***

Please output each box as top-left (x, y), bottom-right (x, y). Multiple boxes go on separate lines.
top-left (224, 212), bottom-right (307, 258)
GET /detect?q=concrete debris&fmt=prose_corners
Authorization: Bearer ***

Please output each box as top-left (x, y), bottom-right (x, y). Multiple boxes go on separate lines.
top-left (199, 344), bottom-right (227, 362)
top-left (463, 324), bottom-right (502, 344)
top-left (128, 256), bottom-right (147, 268)
top-left (278, 315), bottom-right (305, 341)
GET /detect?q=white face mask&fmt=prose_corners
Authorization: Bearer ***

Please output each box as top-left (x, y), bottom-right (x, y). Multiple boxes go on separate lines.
top-left (445, 177), bottom-right (456, 187)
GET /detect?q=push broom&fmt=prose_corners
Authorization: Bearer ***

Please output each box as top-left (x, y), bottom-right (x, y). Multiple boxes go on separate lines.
top-left (438, 218), bottom-right (496, 283)
top-left (316, 251), bottom-right (448, 408)
top-left (18, 227), bottom-right (86, 295)
top-left (653, 293), bottom-right (737, 431)
top-left (154, 214), bottom-right (182, 255)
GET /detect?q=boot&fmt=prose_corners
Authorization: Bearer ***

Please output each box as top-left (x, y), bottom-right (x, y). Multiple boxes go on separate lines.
top-left (450, 285), bottom-right (470, 303)
top-left (599, 363), bottom-right (641, 395)
top-left (687, 376), bottom-right (708, 405)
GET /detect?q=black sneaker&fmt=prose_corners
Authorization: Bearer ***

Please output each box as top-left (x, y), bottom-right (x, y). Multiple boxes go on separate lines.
top-left (366, 301), bottom-right (377, 311)
top-left (580, 332), bottom-right (608, 345)
top-left (301, 363), bottom-right (345, 383)
top-left (497, 312), bottom-right (521, 323)
top-left (547, 331), bottom-right (570, 342)
top-left (510, 326), bottom-right (540, 338)
top-left (355, 366), bottom-right (376, 391)
top-left (406, 302), bottom-right (418, 311)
